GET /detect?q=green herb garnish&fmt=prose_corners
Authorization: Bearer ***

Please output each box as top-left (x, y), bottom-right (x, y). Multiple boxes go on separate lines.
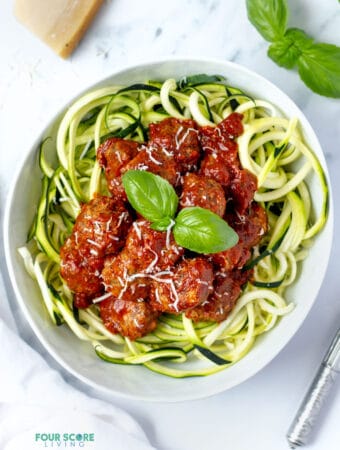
top-left (122, 170), bottom-right (239, 254)
top-left (246, 0), bottom-right (340, 98)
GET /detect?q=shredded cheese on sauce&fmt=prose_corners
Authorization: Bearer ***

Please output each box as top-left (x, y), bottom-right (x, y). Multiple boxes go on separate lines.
top-left (86, 238), bottom-right (102, 248)
top-left (117, 211), bottom-right (129, 227)
top-left (145, 249), bottom-right (159, 273)
top-left (132, 221), bottom-right (142, 240)
top-left (92, 292), bottom-right (112, 304)
top-left (105, 217), bottom-right (113, 232)
top-left (154, 287), bottom-right (161, 304)
top-left (161, 147), bottom-right (173, 157)
top-left (115, 150), bottom-right (123, 164)
top-left (165, 219), bottom-right (175, 249)
top-left (145, 146), bottom-right (162, 165)
top-left (175, 126), bottom-right (198, 150)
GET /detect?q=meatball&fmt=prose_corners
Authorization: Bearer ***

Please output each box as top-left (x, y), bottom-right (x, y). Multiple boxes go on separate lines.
top-left (149, 118), bottom-right (200, 172)
top-left (60, 195), bottom-right (132, 302)
top-left (199, 129), bottom-right (240, 191)
top-left (199, 152), bottom-right (231, 188)
top-left (149, 258), bottom-right (214, 313)
top-left (180, 173), bottom-right (226, 217)
top-left (212, 203), bottom-right (268, 271)
top-left (99, 297), bottom-right (160, 340)
top-left (200, 126), bottom-right (240, 169)
top-left (121, 145), bottom-right (179, 186)
top-left (218, 112), bottom-right (244, 138)
top-left (199, 114), bottom-right (257, 214)
top-left (210, 240), bottom-right (251, 271)
top-left (199, 114), bottom-right (244, 182)
top-left (123, 219), bottom-right (184, 272)
top-left (71, 196), bottom-right (132, 258)
top-left (97, 138), bottom-right (139, 198)
top-left (101, 253), bottom-right (150, 302)
top-left (101, 220), bottom-right (184, 302)
top-left (186, 269), bottom-right (250, 322)
top-left (229, 169), bottom-right (258, 215)
top-left (60, 237), bottom-right (103, 297)
top-left (227, 203), bottom-right (268, 248)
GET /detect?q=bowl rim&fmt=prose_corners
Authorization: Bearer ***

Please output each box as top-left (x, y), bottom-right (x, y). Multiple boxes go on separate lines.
top-left (3, 57), bottom-right (334, 402)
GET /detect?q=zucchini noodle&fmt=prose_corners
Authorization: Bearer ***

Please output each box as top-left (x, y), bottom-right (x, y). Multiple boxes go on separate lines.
top-left (20, 75), bottom-right (329, 378)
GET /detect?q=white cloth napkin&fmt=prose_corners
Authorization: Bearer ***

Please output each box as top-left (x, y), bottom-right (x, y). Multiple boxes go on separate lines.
top-left (0, 275), bottom-right (157, 450)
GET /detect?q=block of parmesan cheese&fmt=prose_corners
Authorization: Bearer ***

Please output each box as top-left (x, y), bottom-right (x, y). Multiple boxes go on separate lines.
top-left (14, 0), bottom-right (104, 58)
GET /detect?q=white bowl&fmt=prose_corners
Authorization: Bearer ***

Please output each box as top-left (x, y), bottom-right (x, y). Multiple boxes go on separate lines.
top-left (3, 59), bottom-right (333, 402)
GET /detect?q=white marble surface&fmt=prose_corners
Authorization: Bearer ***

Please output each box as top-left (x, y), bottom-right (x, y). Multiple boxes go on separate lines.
top-left (1, 0), bottom-right (340, 449)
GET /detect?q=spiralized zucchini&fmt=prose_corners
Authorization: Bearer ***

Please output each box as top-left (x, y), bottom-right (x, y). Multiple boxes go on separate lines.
top-left (19, 75), bottom-right (329, 378)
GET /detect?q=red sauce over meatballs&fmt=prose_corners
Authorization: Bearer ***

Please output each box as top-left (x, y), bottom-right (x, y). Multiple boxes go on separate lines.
top-left (60, 113), bottom-right (267, 340)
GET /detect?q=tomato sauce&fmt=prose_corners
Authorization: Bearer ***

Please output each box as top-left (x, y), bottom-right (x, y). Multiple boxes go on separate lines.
top-left (60, 113), bottom-right (268, 339)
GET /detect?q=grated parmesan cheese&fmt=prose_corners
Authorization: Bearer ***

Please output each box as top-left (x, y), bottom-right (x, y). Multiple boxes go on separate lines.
top-left (92, 292), bottom-right (112, 304)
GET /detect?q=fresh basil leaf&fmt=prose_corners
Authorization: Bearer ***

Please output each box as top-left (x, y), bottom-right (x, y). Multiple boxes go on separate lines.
top-left (268, 38), bottom-right (298, 69)
top-left (150, 217), bottom-right (174, 232)
top-left (286, 28), bottom-right (314, 50)
top-left (246, 0), bottom-right (288, 42)
top-left (297, 43), bottom-right (340, 98)
top-left (268, 28), bottom-right (313, 69)
top-left (173, 207), bottom-right (239, 254)
top-left (122, 170), bottom-right (178, 222)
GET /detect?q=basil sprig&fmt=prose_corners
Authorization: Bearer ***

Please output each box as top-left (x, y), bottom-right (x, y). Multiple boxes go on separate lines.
top-left (246, 0), bottom-right (340, 98)
top-left (122, 170), bottom-right (178, 223)
top-left (122, 170), bottom-right (239, 254)
top-left (173, 207), bottom-right (238, 254)
top-left (246, 0), bottom-right (287, 42)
